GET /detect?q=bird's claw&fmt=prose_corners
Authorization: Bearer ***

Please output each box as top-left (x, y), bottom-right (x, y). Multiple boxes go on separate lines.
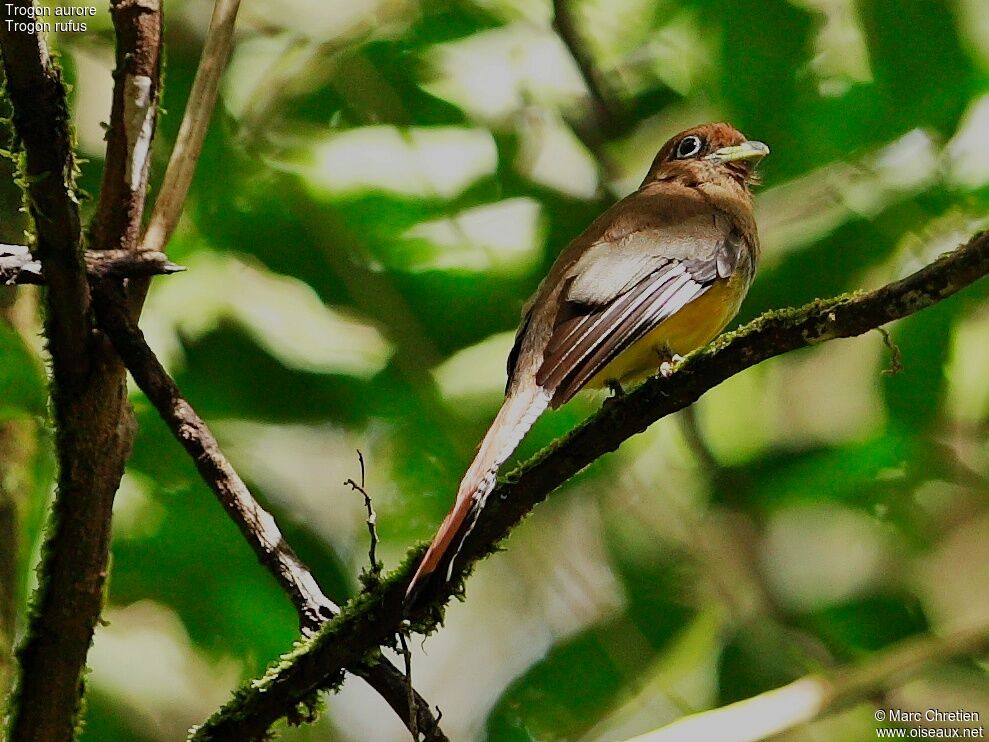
top-left (659, 354), bottom-right (684, 378)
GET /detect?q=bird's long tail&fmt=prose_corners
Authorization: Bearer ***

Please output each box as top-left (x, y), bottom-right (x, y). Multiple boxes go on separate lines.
top-left (405, 384), bottom-right (552, 607)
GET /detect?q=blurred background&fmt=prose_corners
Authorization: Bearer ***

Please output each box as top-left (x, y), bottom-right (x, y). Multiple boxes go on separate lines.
top-left (2, 0), bottom-right (989, 739)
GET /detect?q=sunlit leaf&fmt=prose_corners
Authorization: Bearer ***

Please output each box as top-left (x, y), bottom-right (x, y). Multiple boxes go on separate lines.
top-left (0, 319), bottom-right (45, 421)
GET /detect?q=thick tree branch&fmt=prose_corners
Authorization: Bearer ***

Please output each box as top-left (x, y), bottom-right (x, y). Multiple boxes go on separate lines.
top-left (0, 3), bottom-right (90, 385)
top-left (140, 0), bottom-right (241, 257)
top-left (192, 231), bottom-right (989, 740)
top-left (625, 623), bottom-right (989, 742)
top-left (92, 289), bottom-right (447, 741)
top-left (1, 244), bottom-right (184, 284)
top-left (90, 0), bottom-right (163, 322)
top-left (88, 0), bottom-right (162, 255)
top-left (1, 1), bottom-right (160, 738)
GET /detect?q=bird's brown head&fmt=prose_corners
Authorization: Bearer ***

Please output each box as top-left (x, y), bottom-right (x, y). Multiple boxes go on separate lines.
top-left (642, 122), bottom-right (769, 189)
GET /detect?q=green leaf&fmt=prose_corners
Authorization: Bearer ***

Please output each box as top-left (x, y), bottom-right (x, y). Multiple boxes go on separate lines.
top-left (0, 319), bottom-right (45, 420)
top-left (715, 434), bottom-right (909, 515)
top-left (797, 594), bottom-right (928, 658)
top-left (715, 0), bottom-right (817, 181)
top-left (718, 620), bottom-right (825, 704)
top-left (858, 0), bottom-right (974, 135)
top-left (486, 556), bottom-right (694, 740)
top-left (882, 297), bottom-right (957, 433)
top-left (486, 620), bottom-right (646, 741)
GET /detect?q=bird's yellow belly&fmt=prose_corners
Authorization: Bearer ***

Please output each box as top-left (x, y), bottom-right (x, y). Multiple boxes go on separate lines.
top-left (588, 277), bottom-right (745, 388)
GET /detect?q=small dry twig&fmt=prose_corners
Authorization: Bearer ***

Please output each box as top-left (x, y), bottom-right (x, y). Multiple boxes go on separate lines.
top-left (876, 327), bottom-right (903, 376)
top-left (679, 404), bottom-right (720, 474)
top-left (345, 449), bottom-right (381, 578)
top-left (397, 630), bottom-right (419, 742)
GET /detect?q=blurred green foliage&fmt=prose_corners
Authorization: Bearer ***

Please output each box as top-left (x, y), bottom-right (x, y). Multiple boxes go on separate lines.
top-left (2, 0), bottom-right (989, 739)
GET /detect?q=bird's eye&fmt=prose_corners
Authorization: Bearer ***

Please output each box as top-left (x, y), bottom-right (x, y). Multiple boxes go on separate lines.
top-left (675, 135), bottom-right (703, 159)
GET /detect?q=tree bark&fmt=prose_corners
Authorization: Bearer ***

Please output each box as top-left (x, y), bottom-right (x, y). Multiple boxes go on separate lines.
top-left (0, 1), bottom-right (160, 737)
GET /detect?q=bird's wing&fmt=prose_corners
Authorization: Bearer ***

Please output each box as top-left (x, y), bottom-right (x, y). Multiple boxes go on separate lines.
top-left (534, 212), bottom-right (746, 405)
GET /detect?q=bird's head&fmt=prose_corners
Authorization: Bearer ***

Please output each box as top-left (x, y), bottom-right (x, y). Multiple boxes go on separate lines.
top-left (643, 122), bottom-right (769, 189)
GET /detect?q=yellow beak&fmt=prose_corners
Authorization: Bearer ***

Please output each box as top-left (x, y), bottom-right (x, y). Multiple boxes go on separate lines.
top-left (705, 140), bottom-right (770, 163)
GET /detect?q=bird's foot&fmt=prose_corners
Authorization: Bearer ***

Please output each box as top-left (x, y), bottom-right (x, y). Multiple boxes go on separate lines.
top-left (659, 353), bottom-right (685, 378)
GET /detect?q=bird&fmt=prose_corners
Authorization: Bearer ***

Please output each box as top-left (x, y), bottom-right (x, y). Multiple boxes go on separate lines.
top-left (405, 122), bottom-right (769, 607)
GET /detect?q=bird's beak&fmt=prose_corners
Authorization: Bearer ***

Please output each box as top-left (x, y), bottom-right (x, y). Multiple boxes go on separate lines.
top-left (705, 140), bottom-right (770, 163)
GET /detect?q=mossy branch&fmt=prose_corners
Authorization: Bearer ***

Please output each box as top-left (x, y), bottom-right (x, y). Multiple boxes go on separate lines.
top-left (0, 3), bottom-right (90, 384)
top-left (192, 233), bottom-right (989, 739)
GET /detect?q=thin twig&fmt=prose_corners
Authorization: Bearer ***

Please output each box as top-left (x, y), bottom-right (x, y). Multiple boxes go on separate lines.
top-left (345, 450), bottom-right (381, 577)
top-left (191, 230), bottom-right (989, 740)
top-left (397, 631), bottom-right (419, 742)
top-left (85, 250), bottom-right (185, 279)
top-left (678, 404), bottom-right (720, 474)
top-left (91, 288), bottom-right (447, 741)
top-left (353, 661), bottom-right (447, 742)
top-left (876, 327), bottom-right (903, 376)
top-left (624, 624), bottom-right (989, 742)
top-left (140, 0), bottom-right (242, 256)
